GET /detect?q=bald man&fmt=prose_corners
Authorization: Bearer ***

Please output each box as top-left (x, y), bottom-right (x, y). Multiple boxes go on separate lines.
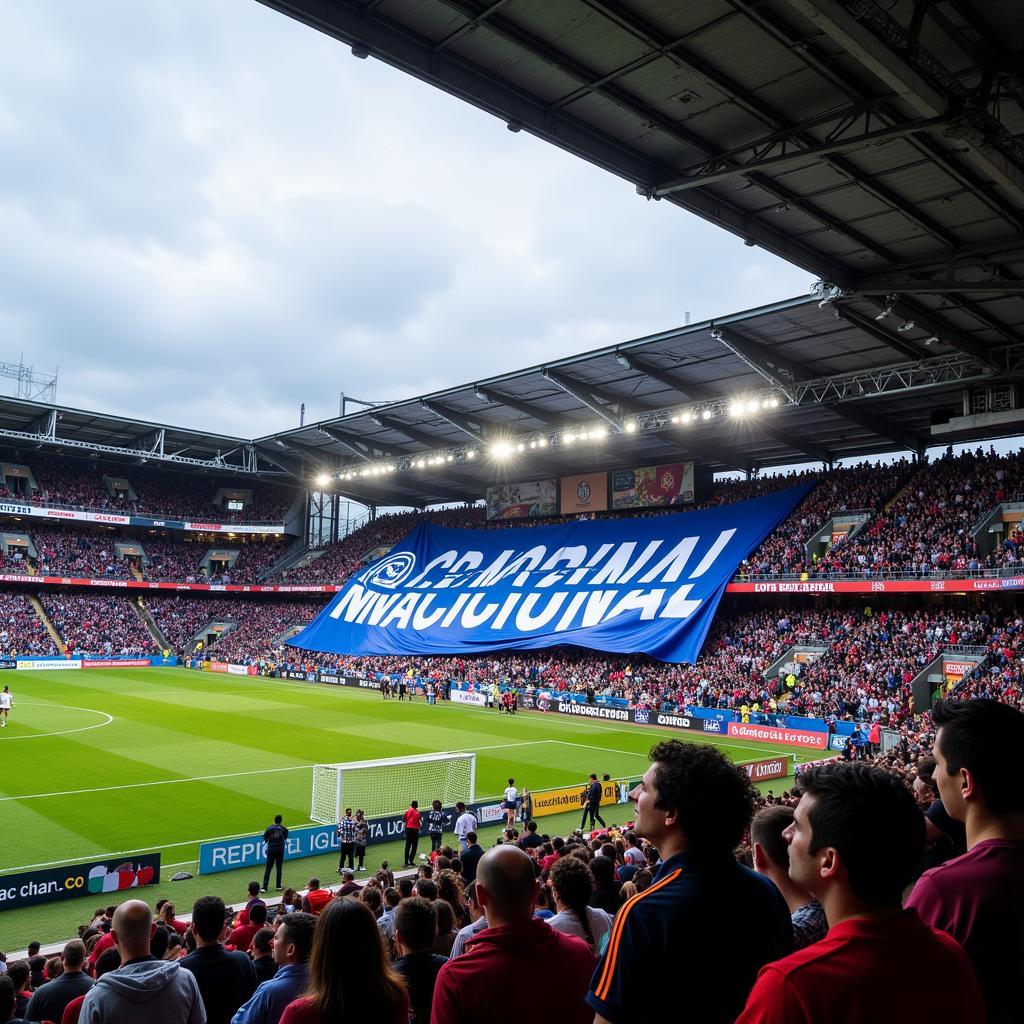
top-left (78, 899), bottom-right (205, 1023)
top-left (431, 845), bottom-right (596, 1024)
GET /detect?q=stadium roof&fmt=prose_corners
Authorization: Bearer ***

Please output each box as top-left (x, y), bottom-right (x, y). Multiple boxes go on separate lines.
top-left (260, 292), bottom-right (1024, 506)
top-left (258, 0), bottom-right (1024, 321)
top-left (252, 0), bottom-right (1024, 507)
top-left (0, 395), bottom-right (292, 478)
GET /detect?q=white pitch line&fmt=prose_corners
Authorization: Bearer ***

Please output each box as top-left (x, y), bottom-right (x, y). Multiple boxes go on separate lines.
top-left (0, 701), bottom-right (114, 741)
top-left (0, 739), bottom-right (547, 806)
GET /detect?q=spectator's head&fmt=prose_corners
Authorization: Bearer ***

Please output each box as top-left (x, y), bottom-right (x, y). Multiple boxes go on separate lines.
top-left (476, 845), bottom-right (538, 927)
top-left (751, 805), bottom-right (795, 875)
top-left (62, 939), bottom-right (86, 971)
top-left (251, 928), bottom-right (274, 958)
top-left (308, 877), bottom-right (321, 891)
top-left (274, 814), bottom-right (283, 825)
top-left (932, 699), bottom-right (1024, 821)
top-left (466, 831), bottom-right (478, 846)
top-left (150, 924), bottom-right (170, 960)
top-left (786, 762), bottom-right (924, 913)
top-left (26, 943), bottom-right (39, 957)
top-left (0, 976), bottom-right (15, 1024)
top-left (394, 897), bottom-right (436, 956)
top-left (526, 820), bottom-right (538, 834)
top-left (432, 799), bottom-right (442, 812)
top-left (112, 900), bottom-right (157, 960)
top-left (548, 856), bottom-right (595, 940)
top-left (634, 740), bottom-right (755, 855)
top-left (341, 869), bottom-right (355, 882)
top-left (5, 962), bottom-right (28, 995)
top-left (191, 896), bottom-right (228, 944)
top-left (247, 881), bottom-right (261, 898)
top-left (94, 947), bottom-right (121, 978)
top-left (456, 802), bottom-right (466, 813)
top-left (273, 912), bottom-right (316, 967)
top-left (249, 903), bottom-right (268, 927)
top-left (304, 898), bottom-right (405, 1020)
top-left (398, 878), bottom-right (415, 899)
top-left (414, 878), bottom-right (437, 901)
top-left (410, 800), bottom-right (418, 810)
top-left (383, 887), bottom-right (400, 911)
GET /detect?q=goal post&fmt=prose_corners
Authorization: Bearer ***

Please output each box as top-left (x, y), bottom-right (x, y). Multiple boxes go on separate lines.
top-left (310, 751), bottom-right (477, 824)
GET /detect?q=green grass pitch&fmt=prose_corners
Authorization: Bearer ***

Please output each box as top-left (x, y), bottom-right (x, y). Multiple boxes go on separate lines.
top-left (0, 667), bottom-right (825, 949)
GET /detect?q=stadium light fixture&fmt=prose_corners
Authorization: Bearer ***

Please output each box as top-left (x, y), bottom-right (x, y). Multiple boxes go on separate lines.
top-left (563, 432), bottom-right (576, 445)
top-left (729, 401), bottom-right (744, 418)
top-left (315, 473), bottom-right (331, 488)
top-left (624, 421), bottom-right (637, 433)
top-left (745, 399), bottom-right (759, 414)
top-left (491, 441), bottom-right (514, 459)
top-left (681, 412), bottom-right (692, 424)
top-left (467, 449), bottom-right (476, 460)
top-left (702, 409), bottom-right (712, 421)
top-left (537, 437), bottom-right (548, 448)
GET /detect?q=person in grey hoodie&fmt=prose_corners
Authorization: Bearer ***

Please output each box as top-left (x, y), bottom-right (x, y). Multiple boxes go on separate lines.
top-left (78, 900), bottom-right (206, 1024)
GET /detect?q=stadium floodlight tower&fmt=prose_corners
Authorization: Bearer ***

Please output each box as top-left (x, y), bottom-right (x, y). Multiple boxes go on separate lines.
top-left (310, 751), bottom-right (476, 823)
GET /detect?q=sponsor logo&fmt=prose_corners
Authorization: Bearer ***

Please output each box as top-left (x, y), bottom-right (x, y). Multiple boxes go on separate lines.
top-left (82, 659), bottom-right (151, 669)
top-left (973, 579), bottom-right (1000, 590)
top-left (188, 523), bottom-right (223, 531)
top-left (1000, 577), bottom-right (1024, 590)
top-left (702, 719), bottom-right (723, 734)
top-left (577, 480), bottom-right (591, 503)
top-left (727, 722), bottom-right (827, 749)
top-left (754, 582), bottom-right (778, 592)
top-left (556, 701), bottom-right (628, 721)
top-left (655, 713), bottom-right (692, 729)
top-left (477, 804), bottom-right (505, 824)
top-left (451, 689), bottom-right (488, 707)
top-left (318, 673), bottom-right (341, 685)
top-left (16, 658), bottom-right (82, 671)
top-left (358, 552), bottom-right (417, 590)
top-left (45, 509), bottom-right (76, 519)
top-left (741, 758), bottom-right (789, 781)
top-left (536, 697), bottom-right (550, 712)
top-left (92, 514), bottom-right (128, 524)
top-left (633, 708), bottom-right (650, 725)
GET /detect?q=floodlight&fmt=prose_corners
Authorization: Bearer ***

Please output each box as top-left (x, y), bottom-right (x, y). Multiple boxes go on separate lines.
top-left (702, 409), bottom-right (712, 421)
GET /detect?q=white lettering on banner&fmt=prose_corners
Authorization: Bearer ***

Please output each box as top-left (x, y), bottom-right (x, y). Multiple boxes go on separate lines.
top-left (557, 701), bottom-right (628, 721)
top-left (16, 658), bottom-right (82, 671)
top-left (451, 689), bottom-right (487, 707)
top-left (655, 714), bottom-right (692, 728)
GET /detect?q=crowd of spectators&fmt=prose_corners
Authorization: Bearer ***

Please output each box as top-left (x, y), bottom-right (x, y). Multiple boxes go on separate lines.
top-left (0, 590), bottom-right (58, 657)
top-left (39, 593), bottom-right (157, 656)
top-left (31, 529), bottom-right (132, 580)
top-left (1, 453), bottom-right (298, 524)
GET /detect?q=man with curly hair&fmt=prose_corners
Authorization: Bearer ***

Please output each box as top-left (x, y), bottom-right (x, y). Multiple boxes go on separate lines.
top-left (587, 740), bottom-right (792, 1024)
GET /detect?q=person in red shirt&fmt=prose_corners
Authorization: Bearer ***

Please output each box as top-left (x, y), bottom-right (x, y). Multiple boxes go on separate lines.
top-left (227, 901), bottom-right (266, 953)
top-left (737, 761), bottom-right (984, 1024)
top-left (279, 898), bottom-right (406, 1024)
top-left (906, 699), bottom-right (1024, 1024)
top-left (403, 800), bottom-right (422, 867)
top-left (432, 845), bottom-right (596, 1024)
top-left (300, 878), bottom-right (333, 917)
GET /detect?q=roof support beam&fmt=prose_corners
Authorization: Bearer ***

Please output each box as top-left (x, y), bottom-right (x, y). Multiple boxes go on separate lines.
top-left (317, 425), bottom-right (409, 462)
top-left (474, 386), bottom-right (568, 428)
top-left (420, 401), bottom-right (486, 443)
top-left (854, 279), bottom-right (1024, 296)
top-left (710, 324), bottom-right (924, 452)
top-left (542, 370), bottom-right (624, 431)
top-left (886, 298), bottom-right (1005, 371)
top-left (618, 352), bottom-right (831, 463)
top-left (780, 0), bottom-right (1024, 207)
top-left (654, 115), bottom-right (946, 196)
top-left (833, 307), bottom-right (927, 362)
top-left (369, 414), bottom-right (451, 452)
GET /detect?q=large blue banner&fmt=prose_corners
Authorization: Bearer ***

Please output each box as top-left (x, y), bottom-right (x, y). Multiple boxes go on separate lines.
top-left (289, 483), bottom-right (812, 664)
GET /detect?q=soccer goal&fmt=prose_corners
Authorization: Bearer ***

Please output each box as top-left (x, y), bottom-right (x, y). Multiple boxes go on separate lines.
top-left (310, 752), bottom-right (476, 824)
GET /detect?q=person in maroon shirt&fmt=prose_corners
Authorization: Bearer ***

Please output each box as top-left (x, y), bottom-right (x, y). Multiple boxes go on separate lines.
top-left (227, 902), bottom-right (266, 953)
top-left (906, 699), bottom-right (1024, 1024)
top-left (431, 845), bottom-right (596, 1024)
top-left (737, 761), bottom-right (984, 1024)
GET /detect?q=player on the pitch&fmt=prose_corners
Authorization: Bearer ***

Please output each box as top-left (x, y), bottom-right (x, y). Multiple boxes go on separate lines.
top-left (0, 685), bottom-right (13, 728)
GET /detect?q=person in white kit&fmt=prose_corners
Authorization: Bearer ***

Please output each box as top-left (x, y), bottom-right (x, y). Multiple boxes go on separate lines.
top-left (503, 777), bottom-right (518, 828)
top-left (0, 685), bottom-right (12, 728)
top-left (454, 802), bottom-right (477, 853)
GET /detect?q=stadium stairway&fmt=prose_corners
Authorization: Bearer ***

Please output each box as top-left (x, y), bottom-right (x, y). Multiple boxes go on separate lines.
top-left (29, 594), bottom-right (67, 654)
top-left (259, 537), bottom-right (310, 582)
top-left (135, 597), bottom-right (171, 652)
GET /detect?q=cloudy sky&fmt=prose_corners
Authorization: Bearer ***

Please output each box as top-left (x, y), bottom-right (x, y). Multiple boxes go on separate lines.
top-left (0, 0), bottom-right (812, 440)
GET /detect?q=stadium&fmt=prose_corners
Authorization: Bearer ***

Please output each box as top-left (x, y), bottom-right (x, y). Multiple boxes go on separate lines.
top-left (1, 3), bottom-right (1023, 1024)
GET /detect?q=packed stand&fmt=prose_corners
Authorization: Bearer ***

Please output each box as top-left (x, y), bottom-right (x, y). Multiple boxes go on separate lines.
top-left (815, 447), bottom-right (1024, 577)
top-left (145, 595), bottom-right (326, 657)
top-left (6, 452), bottom-right (298, 524)
top-left (0, 589), bottom-right (58, 657)
top-left (31, 528), bottom-right (132, 579)
top-left (40, 593), bottom-right (157, 656)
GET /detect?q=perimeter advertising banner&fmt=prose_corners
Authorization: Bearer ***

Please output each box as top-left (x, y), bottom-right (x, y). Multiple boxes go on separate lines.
top-left (486, 479), bottom-right (558, 521)
top-left (530, 778), bottom-right (629, 818)
top-left (560, 473), bottom-right (608, 516)
top-left (0, 855), bottom-right (160, 912)
top-left (726, 721), bottom-right (829, 750)
top-left (289, 483), bottom-right (812, 664)
top-left (612, 462), bottom-right (695, 509)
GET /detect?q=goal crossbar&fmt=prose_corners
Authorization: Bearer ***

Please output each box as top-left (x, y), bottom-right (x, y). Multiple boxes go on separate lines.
top-left (310, 751), bottom-right (476, 824)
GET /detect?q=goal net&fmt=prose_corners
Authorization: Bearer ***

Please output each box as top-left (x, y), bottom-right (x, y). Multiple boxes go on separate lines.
top-left (310, 752), bottom-right (476, 824)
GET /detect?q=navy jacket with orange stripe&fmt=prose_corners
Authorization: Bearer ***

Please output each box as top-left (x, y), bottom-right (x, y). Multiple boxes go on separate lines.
top-left (587, 850), bottom-right (792, 1024)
